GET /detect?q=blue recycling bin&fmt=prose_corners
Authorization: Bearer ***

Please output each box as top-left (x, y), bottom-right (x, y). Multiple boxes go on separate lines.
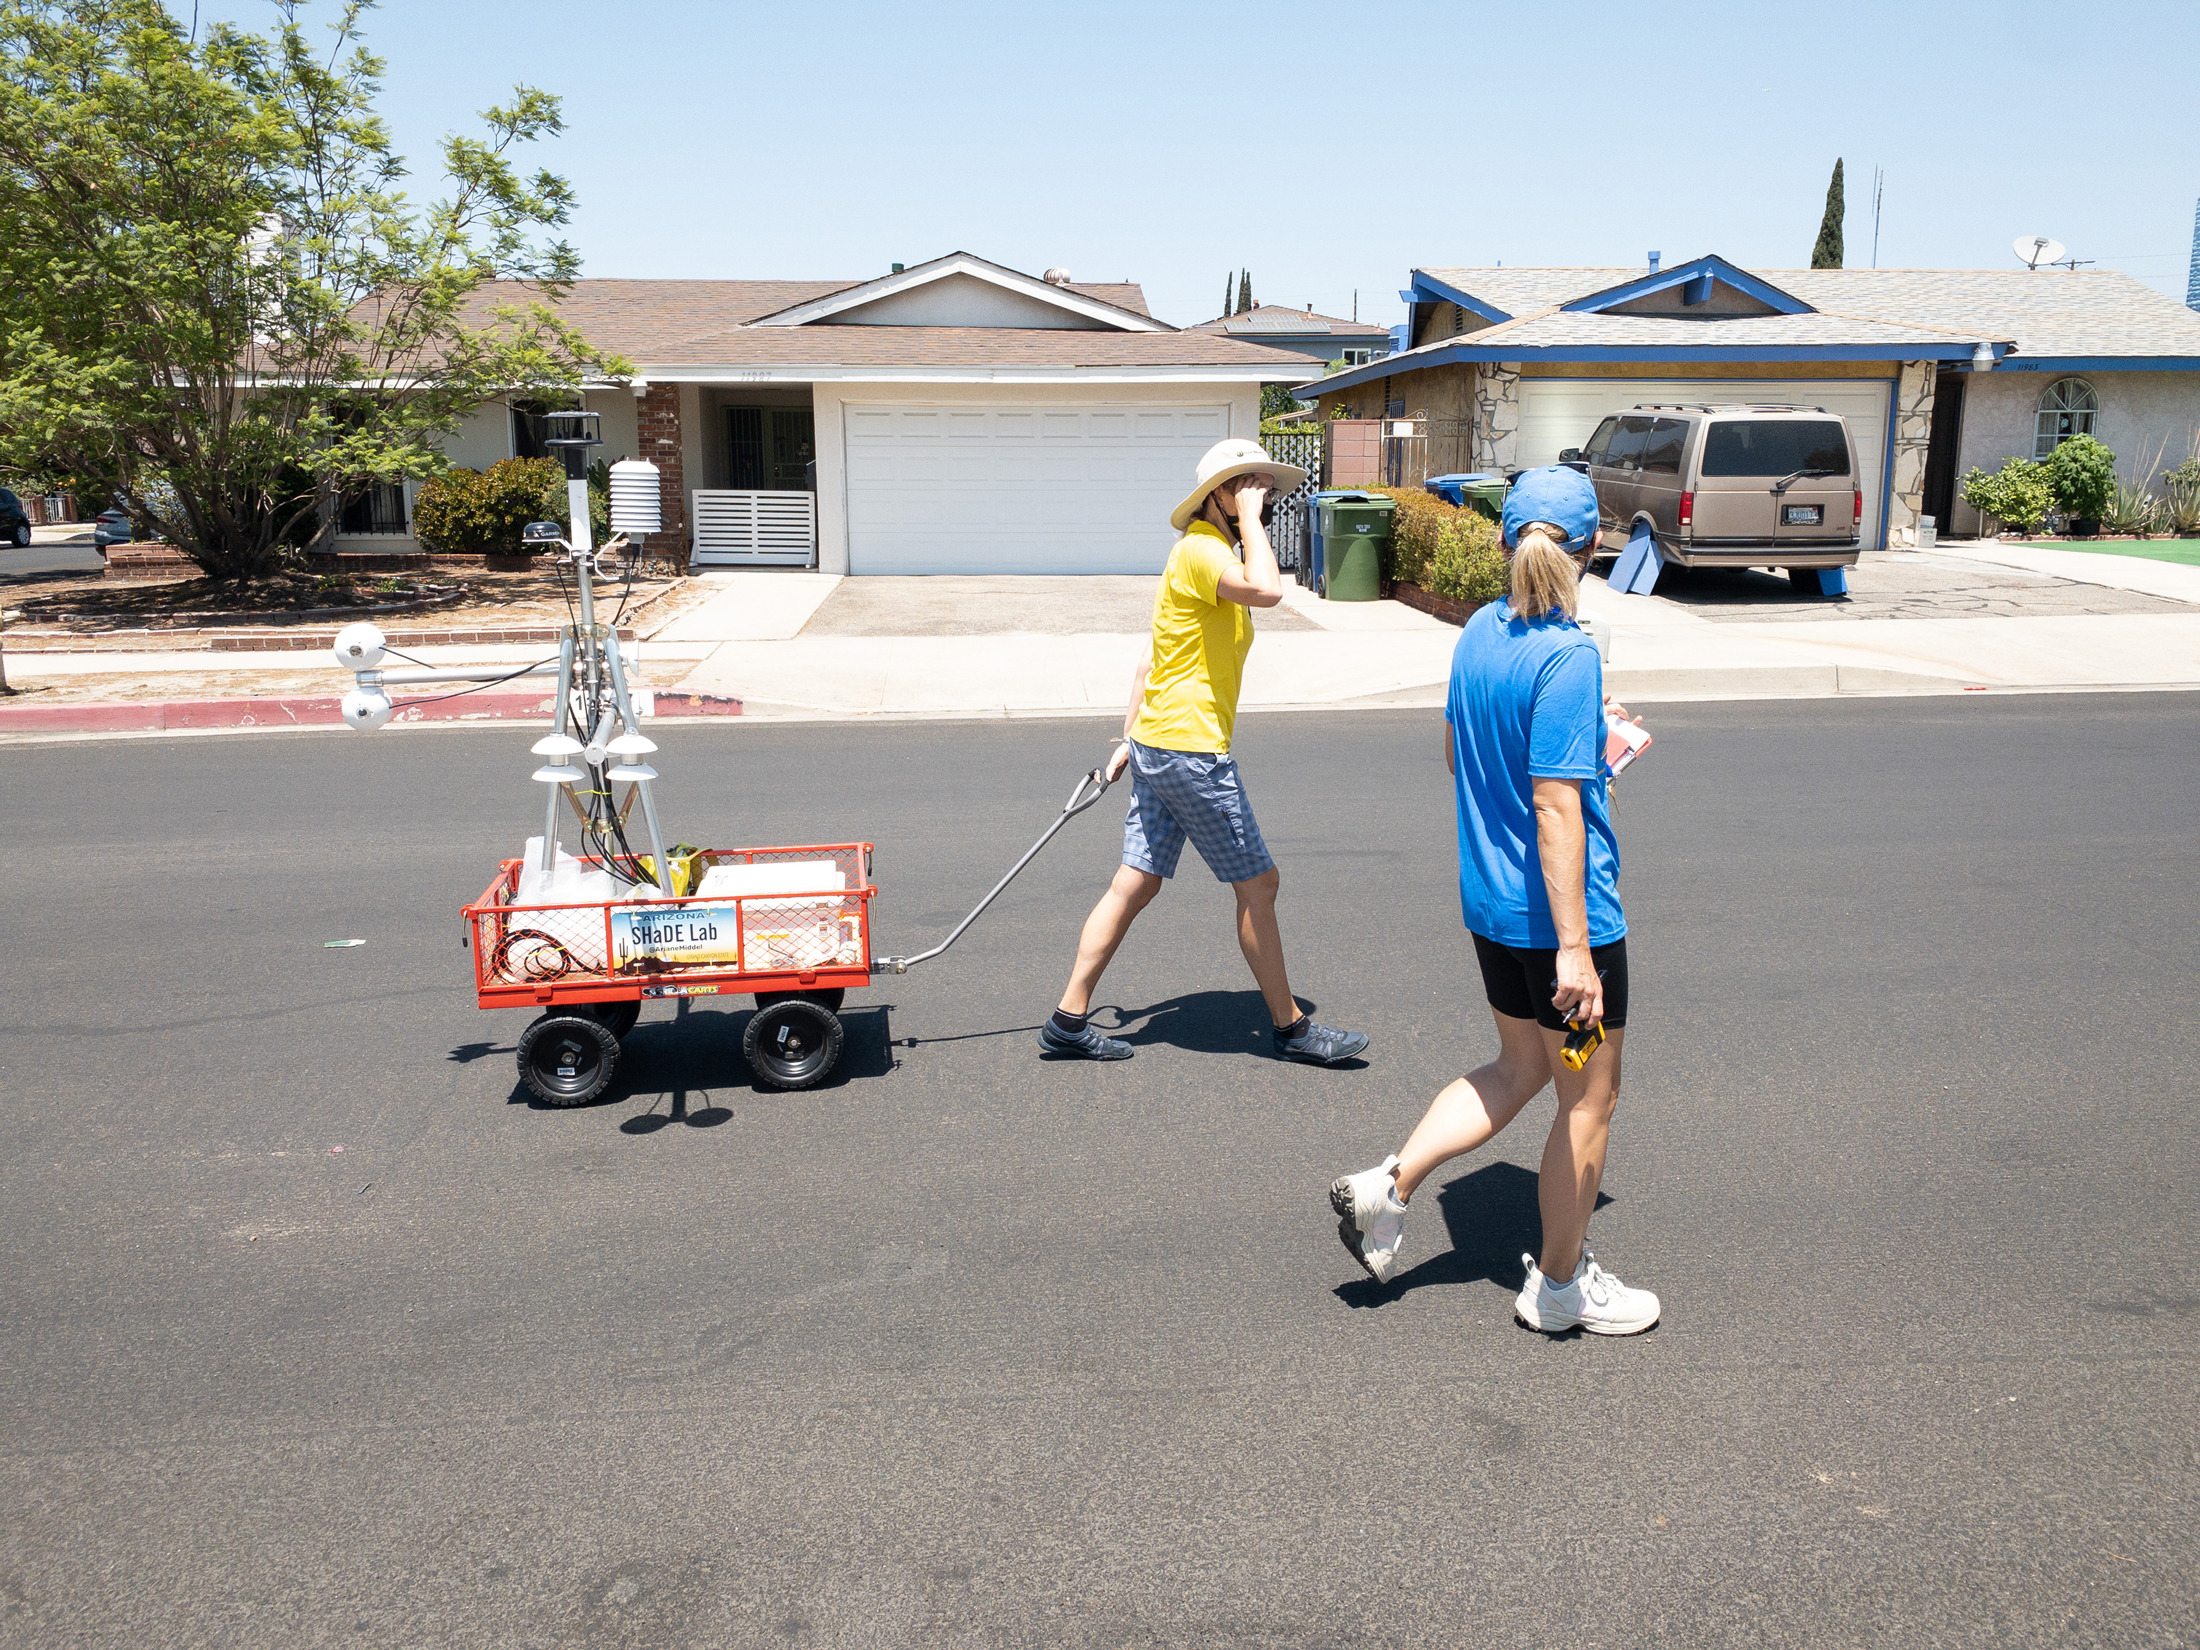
top-left (1305, 490), bottom-right (1371, 591)
top-left (1425, 472), bottom-right (1508, 523)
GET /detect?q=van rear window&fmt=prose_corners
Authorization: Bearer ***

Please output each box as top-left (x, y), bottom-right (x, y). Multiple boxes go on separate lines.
top-left (1700, 421), bottom-right (1850, 478)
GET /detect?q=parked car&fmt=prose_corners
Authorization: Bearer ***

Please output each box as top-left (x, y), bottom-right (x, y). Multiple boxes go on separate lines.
top-left (0, 488), bottom-right (31, 548)
top-left (1561, 404), bottom-right (1861, 578)
top-left (93, 508), bottom-right (137, 548)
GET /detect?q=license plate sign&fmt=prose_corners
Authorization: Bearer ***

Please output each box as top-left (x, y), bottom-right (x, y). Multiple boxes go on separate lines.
top-left (610, 902), bottom-right (742, 967)
top-left (1782, 504), bottom-right (1824, 526)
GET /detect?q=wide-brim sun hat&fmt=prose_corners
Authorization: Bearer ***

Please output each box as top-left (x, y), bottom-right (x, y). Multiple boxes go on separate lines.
top-left (1499, 465), bottom-right (1601, 553)
top-left (1170, 438), bottom-right (1309, 531)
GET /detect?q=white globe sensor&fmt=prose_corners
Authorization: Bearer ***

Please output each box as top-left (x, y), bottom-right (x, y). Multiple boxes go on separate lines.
top-left (332, 621), bottom-right (387, 671)
top-left (341, 687), bottom-right (393, 731)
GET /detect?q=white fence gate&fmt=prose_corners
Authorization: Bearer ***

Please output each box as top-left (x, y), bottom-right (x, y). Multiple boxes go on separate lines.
top-left (690, 490), bottom-right (816, 567)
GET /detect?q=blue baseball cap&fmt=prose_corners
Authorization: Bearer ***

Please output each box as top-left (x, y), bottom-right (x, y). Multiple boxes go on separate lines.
top-left (1500, 465), bottom-right (1600, 553)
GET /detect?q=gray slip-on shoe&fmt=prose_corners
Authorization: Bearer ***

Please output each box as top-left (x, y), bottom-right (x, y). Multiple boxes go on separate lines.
top-left (1037, 1020), bottom-right (1133, 1061)
top-left (1275, 1019), bottom-right (1369, 1065)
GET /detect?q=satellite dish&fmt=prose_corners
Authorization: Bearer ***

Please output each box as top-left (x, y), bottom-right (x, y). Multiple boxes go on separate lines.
top-left (2013, 235), bottom-right (2065, 270)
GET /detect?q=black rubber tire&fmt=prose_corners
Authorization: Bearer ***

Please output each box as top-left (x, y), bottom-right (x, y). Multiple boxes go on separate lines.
top-left (517, 1013), bottom-right (620, 1106)
top-left (583, 999), bottom-right (642, 1040)
top-left (742, 998), bottom-right (843, 1091)
top-left (8, 522), bottom-right (28, 548)
top-left (754, 988), bottom-right (845, 1014)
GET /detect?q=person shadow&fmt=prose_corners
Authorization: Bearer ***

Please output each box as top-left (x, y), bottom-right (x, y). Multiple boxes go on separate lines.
top-left (1086, 989), bottom-right (1367, 1066)
top-left (1333, 1161), bottom-right (1613, 1311)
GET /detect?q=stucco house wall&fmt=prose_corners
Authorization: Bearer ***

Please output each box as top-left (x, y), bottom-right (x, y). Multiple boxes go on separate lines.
top-left (1948, 370), bottom-right (2200, 533)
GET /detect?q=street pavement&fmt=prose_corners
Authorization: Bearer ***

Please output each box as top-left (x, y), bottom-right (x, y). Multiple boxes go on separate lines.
top-left (2, 699), bottom-right (2197, 1648)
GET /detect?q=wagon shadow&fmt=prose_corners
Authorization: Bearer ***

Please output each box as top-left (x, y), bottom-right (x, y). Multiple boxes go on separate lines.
top-left (490, 1003), bottom-right (896, 1124)
top-left (1334, 1161), bottom-right (1612, 1311)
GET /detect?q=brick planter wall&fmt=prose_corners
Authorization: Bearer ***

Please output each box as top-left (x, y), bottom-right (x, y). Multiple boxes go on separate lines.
top-left (1385, 580), bottom-right (1485, 627)
top-left (100, 543), bottom-right (196, 582)
top-left (637, 383), bottom-right (686, 547)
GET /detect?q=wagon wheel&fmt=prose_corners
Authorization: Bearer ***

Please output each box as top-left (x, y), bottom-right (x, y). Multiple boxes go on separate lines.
top-left (582, 1000), bottom-right (642, 1040)
top-left (754, 988), bottom-right (845, 1014)
top-left (517, 1013), bottom-right (620, 1107)
top-left (742, 998), bottom-right (844, 1091)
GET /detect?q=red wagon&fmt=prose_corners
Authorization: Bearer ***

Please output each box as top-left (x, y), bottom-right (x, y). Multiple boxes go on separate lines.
top-left (465, 842), bottom-right (876, 1103)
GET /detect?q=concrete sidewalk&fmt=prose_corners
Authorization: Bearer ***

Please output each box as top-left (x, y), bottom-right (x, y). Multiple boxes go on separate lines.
top-left (7, 546), bottom-right (2196, 728)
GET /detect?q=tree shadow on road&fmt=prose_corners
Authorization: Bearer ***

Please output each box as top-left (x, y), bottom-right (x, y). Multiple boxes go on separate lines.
top-left (1334, 1161), bottom-right (1612, 1310)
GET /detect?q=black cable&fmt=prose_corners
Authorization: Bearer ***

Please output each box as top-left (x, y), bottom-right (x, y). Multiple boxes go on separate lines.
top-left (388, 654), bottom-right (560, 710)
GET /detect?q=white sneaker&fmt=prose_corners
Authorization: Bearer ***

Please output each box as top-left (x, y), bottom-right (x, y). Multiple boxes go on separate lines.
top-left (1329, 1154), bottom-right (1407, 1281)
top-left (1514, 1250), bottom-right (1661, 1335)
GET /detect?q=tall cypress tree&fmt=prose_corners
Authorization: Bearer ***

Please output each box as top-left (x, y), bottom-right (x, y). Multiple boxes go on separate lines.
top-left (1811, 160), bottom-right (1845, 269)
top-left (1237, 270), bottom-right (1252, 314)
top-left (1223, 271), bottom-right (1232, 319)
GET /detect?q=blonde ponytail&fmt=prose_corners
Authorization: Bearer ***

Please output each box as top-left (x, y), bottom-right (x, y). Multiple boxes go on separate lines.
top-left (1508, 523), bottom-right (1580, 621)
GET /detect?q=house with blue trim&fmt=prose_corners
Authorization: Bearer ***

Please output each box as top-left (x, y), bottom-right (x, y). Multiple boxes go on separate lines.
top-left (1296, 255), bottom-right (2200, 546)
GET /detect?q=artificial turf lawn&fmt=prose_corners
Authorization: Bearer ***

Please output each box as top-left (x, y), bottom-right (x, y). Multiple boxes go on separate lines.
top-left (2013, 538), bottom-right (2200, 567)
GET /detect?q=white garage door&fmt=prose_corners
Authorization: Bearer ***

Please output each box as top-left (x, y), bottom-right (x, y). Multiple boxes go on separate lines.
top-left (843, 403), bottom-right (1230, 574)
top-left (1516, 378), bottom-right (1897, 550)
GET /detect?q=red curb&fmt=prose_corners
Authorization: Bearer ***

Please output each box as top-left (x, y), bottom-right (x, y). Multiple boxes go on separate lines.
top-left (0, 688), bottom-right (742, 735)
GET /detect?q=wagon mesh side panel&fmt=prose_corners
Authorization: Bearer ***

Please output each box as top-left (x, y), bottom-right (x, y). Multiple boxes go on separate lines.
top-left (486, 898), bottom-right (615, 986)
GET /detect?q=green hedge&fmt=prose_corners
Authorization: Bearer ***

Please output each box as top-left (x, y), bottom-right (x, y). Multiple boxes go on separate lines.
top-left (1362, 486), bottom-right (1508, 603)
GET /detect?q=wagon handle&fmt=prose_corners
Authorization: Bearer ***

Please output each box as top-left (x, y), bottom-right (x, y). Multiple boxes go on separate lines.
top-left (872, 766), bottom-right (1114, 975)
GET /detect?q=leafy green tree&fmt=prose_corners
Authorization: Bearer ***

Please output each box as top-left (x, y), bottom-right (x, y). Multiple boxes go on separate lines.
top-left (1811, 159), bottom-right (1845, 269)
top-left (0, 0), bottom-right (624, 581)
top-left (1236, 270), bottom-right (1253, 315)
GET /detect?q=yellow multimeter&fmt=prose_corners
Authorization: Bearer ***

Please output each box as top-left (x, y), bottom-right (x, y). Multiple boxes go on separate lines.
top-left (1554, 968), bottom-right (1609, 1072)
top-left (1559, 1015), bottom-right (1605, 1072)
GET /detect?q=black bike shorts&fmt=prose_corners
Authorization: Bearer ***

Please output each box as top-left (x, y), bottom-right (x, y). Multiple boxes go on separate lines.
top-left (1471, 932), bottom-right (1629, 1031)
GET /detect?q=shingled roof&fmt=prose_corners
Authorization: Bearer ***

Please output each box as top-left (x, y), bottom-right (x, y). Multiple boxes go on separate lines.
top-left (1305, 261), bottom-right (2200, 396)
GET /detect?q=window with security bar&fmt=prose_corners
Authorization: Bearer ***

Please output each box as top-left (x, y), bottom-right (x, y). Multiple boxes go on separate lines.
top-left (2034, 377), bottom-right (2097, 459)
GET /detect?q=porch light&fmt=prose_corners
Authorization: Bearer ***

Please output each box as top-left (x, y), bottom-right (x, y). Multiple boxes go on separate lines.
top-left (1971, 342), bottom-right (1995, 373)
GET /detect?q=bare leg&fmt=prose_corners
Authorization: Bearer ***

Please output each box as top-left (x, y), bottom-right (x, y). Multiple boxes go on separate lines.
top-left (1535, 1026), bottom-right (1624, 1282)
top-left (1392, 1009), bottom-right (1550, 1201)
top-left (1058, 864), bottom-right (1163, 1016)
top-left (1231, 867), bottom-right (1299, 1027)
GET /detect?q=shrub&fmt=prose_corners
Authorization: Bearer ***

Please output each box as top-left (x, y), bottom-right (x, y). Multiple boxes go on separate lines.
top-left (411, 458), bottom-right (564, 555)
top-left (2100, 475), bottom-right (2162, 535)
top-left (2044, 433), bottom-right (2116, 523)
top-left (1365, 486), bottom-right (1507, 603)
top-left (1960, 458), bottom-right (2053, 533)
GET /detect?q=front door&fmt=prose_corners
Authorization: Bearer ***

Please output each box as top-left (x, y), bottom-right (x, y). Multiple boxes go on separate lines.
top-left (725, 407), bottom-right (816, 491)
top-left (1921, 375), bottom-right (1965, 534)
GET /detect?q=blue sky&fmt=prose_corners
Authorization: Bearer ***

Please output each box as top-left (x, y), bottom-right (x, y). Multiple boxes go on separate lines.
top-left (198, 0), bottom-right (2199, 324)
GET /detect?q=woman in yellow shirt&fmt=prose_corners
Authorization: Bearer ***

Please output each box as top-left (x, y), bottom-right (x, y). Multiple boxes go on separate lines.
top-left (1038, 439), bottom-right (1370, 1067)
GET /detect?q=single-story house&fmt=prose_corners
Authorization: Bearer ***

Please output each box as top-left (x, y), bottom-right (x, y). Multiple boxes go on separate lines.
top-left (336, 252), bottom-right (1307, 575)
top-left (1183, 303), bottom-right (1395, 367)
top-left (1297, 255), bottom-right (2200, 547)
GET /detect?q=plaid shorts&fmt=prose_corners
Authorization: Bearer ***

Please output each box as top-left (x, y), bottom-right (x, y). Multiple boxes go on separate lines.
top-left (1121, 740), bottom-right (1276, 884)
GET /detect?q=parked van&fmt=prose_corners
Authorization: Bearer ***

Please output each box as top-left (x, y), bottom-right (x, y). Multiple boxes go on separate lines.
top-left (1561, 404), bottom-right (1862, 577)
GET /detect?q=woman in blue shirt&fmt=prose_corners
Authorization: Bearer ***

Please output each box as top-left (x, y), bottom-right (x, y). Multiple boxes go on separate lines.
top-left (1327, 467), bottom-right (1660, 1335)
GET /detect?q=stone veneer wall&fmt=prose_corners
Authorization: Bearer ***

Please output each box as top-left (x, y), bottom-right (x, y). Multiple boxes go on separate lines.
top-left (636, 382), bottom-right (687, 546)
top-left (1472, 363), bottom-right (1522, 474)
top-left (1886, 360), bottom-right (1935, 547)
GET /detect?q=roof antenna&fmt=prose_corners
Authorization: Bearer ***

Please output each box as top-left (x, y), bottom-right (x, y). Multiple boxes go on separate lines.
top-left (2013, 235), bottom-right (2065, 270)
top-left (1871, 166), bottom-right (1884, 268)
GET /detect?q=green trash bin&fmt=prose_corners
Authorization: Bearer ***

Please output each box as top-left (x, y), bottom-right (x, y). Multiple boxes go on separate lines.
top-left (1318, 494), bottom-right (1395, 601)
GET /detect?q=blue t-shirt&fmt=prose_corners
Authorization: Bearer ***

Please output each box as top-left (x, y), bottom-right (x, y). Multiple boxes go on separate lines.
top-left (1445, 599), bottom-right (1625, 949)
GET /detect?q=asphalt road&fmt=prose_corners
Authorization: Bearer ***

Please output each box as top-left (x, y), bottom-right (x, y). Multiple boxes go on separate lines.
top-left (1, 531), bottom-right (105, 583)
top-left (3, 698), bottom-right (2196, 1649)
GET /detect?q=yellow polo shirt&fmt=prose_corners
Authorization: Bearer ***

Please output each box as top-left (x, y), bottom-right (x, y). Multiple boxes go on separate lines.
top-left (1131, 521), bottom-right (1255, 754)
